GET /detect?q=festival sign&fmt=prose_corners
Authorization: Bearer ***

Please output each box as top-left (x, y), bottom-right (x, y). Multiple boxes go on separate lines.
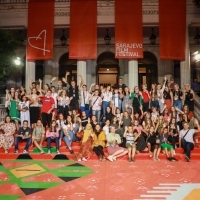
top-left (115, 0), bottom-right (143, 59)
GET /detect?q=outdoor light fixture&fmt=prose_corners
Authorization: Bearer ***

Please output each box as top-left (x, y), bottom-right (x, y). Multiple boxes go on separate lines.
top-left (60, 29), bottom-right (67, 46)
top-left (104, 29), bottom-right (111, 45)
top-left (194, 28), bottom-right (200, 45)
top-left (149, 28), bottom-right (157, 45)
top-left (195, 52), bottom-right (200, 62)
top-left (14, 57), bottom-right (21, 66)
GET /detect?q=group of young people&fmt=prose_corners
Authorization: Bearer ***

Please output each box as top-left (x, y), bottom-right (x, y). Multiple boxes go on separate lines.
top-left (0, 72), bottom-right (199, 163)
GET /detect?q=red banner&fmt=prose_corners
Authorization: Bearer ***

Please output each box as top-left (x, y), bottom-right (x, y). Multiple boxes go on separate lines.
top-left (115, 0), bottom-right (143, 59)
top-left (159, 0), bottom-right (186, 60)
top-left (69, 0), bottom-right (97, 59)
top-left (27, 0), bottom-right (54, 60)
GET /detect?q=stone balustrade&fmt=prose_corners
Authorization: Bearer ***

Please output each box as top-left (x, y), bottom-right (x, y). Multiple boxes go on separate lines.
top-left (0, 104), bottom-right (7, 122)
top-left (194, 93), bottom-right (200, 121)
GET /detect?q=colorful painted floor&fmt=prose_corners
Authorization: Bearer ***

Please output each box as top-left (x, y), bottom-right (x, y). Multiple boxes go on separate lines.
top-left (0, 157), bottom-right (200, 200)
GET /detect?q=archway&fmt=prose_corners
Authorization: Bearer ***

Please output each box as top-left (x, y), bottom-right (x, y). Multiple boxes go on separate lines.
top-left (97, 51), bottom-right (119, 87)
top-left (138, 51), bottom-right (158, 89)
top-left (59, 53), bottom-right (77, 83)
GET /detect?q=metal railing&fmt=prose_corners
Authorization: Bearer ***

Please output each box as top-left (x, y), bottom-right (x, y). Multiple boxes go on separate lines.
top-left (194, 93), bottom-right (200, 121)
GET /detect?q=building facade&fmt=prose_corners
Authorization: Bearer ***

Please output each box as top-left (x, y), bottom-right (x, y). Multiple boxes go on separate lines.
top-left (0, 0), bottom-right (200, 92)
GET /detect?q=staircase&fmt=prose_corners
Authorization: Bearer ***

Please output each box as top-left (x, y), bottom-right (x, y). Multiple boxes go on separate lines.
top-left (0, 132), bottom-right (200, 161)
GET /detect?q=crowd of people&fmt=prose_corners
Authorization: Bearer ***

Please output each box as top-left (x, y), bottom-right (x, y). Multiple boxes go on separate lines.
top-left (0, 71), bottom-right (200, 163)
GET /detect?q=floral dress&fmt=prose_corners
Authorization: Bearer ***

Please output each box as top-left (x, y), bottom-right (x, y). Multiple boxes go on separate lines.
top-left (122, 94), bottom-right (132, 113)
top-left (0, 123), bottom-right (16, 150)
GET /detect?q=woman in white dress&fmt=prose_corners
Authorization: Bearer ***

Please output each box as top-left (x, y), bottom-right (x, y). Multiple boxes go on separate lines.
top-left (18, 95), bottom-right (32, 127)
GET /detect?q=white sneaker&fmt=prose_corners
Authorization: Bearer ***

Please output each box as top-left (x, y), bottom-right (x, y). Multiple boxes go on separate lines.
top-left (82, 157), bottom-right (87, 161)
top-left (48, 150), bottom-right (51, 154)
top-left (57, 150), bottom-right (60, 155)
top-left (78, 159), bottom-right (81, 162)
top-left (112, 156), bottom-right (116, 161)
top-left (23, 150), bottom-right (28, 154)
top-left (107, 155), bottom-right (113, 162)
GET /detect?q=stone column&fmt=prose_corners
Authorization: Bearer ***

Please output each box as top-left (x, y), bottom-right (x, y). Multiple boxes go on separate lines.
top-left (44, 60), bottom-right (53, 84)
top-left (128, 60), bottom-right (138, 88)
top-left (181, 26), bottom-right (190, 88)
top-left (25, 60), bottom-right (35, 93)
top-left (77, 60), bottom-right (86, 84)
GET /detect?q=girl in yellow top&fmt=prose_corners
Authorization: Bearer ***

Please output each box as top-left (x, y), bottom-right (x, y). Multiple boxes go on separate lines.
top-left (93, 124), bottom-right (106, 161)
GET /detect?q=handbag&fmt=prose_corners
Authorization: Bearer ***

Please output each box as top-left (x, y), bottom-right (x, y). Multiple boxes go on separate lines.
top-left (181, 129), bottom-right (190, 143)
top-left (83, 91), bottom-right (90, 110)
top-left (90, 97), bottom-right (99, 112)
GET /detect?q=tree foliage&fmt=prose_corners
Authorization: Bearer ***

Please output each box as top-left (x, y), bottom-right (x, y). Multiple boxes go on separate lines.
top-left (0, 28), bottom-right (21, 82)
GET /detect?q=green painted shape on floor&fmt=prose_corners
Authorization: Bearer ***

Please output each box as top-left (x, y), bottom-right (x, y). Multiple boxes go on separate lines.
top-left (33, 147), bottom-right (57, 153)
top-left (18, 181), bottom-right (61, 189)
top-left (0, 159), bottom-right (93, 195)
top-left (51, 165), bottom-right (93, 177)
top-left (0, 194), bottom-right (22, 200)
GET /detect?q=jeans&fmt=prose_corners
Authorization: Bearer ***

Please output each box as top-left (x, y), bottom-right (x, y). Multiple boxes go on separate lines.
top-left (181, 139), bottom-right (194, 159)
top-left (150, 100), bottom-right (159, 110)
top-left (59, 130), bottom-right (64, 139)
top-left (14, 137), bottom-right (32, 151)
top-left (173, 100), bottom-right (182, 111)
top-left (102, 101), bottom-right (110, 116)
top-left (158, 99), bottom-right (164, 112)
top-left (80, 106), bottom-right (90, 118)
top-left (92, 110), bottom-right (101, 123)
top-left (63, 131), bottom-right (74, 148)
top-left (47, 137), bottom-right (59, 150)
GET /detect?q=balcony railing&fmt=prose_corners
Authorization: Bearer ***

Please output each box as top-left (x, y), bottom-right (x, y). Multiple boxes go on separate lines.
top-left (0, 0), bottom-right (70, 3)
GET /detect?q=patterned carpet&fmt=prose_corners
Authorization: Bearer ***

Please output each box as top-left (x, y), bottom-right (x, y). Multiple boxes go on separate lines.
top-left (0, 158), bottom-right (200, 200)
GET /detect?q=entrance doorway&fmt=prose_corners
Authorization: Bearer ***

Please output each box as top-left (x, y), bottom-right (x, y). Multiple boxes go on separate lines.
top-left (96, 51), bottom-right (119, 87)
top-left (138, 51), bottom-right (158, 89)
top-left (59, 53), bottom-right (77, 83)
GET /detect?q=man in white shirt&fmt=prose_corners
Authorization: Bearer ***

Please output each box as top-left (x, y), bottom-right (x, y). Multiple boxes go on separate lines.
top-left (80, 84), bottom-right (91, 118)
top-left (179, 121), bottom-right (200, 162)
top-left (51, 86), bottom-right (58, 119)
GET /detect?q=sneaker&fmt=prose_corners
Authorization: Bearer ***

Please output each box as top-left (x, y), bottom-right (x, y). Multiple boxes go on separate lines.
top-left (77, 159), bottom-right (81, 162)
top-left (82, 157), bottom-right (87, 161)
top-left (185, 156), bottom-right (190, 162)
top-left (57, 150), bottom-right (60, 155)
top-left (167, 157), bottom-right (172, 161)
top-left (69, 149), bottom-right (74, 154)
top-left (128, 157), bottom-right (131, 162)
top-left (14, 150), bottom-right (18, 154)
top-left (48, 150), bottom-right (51, 154)
top-left (112, 156), bottom-right (116, 161)
top-left (172, 157), bottom-right (178, 161)
top-left (40, 150), bottom-right (45, 154)
top-left (107, 155), bottom-right (113, 162)
top-left (23, 150), bottom-right (28, 154)
top-left (131, 157), bottom-right (135, 162)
